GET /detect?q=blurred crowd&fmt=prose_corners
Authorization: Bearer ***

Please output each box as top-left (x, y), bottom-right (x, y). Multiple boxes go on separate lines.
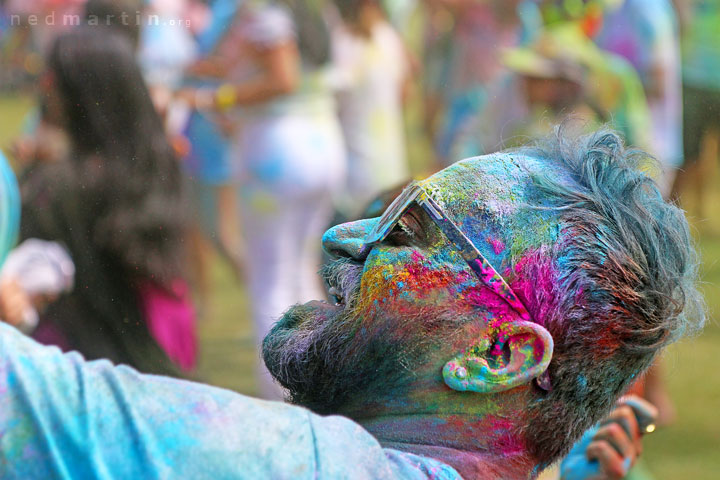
top-left (0, 0), bottom-right (717, 431)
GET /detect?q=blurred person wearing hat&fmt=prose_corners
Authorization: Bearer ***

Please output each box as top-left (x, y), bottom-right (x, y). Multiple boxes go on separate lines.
top-left (451, 23), bottom-right (652, 162)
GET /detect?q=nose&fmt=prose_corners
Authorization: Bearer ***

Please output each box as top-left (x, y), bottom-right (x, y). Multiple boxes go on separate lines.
top-left (322, 218), bottom-right (377, 261)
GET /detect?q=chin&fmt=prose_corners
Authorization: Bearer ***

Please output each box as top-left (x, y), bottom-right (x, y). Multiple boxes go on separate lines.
top-left (262, 298), bottom-right (363, 412)
top-left (262, 300), bottom-right (344, 383)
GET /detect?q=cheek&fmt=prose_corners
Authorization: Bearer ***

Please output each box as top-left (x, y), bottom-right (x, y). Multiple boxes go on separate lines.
top-left (357, 249), bottom-right (477, 317)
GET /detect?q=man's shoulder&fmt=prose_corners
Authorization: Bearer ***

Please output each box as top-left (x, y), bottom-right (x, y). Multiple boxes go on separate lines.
top-left (234, 397), bottom-right (462, 478)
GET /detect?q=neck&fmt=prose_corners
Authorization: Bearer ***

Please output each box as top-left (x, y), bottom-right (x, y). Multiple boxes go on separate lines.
top-left (348, 390), bottom-right (537, 479)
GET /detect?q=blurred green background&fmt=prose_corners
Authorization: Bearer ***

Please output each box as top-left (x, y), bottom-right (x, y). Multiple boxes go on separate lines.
top-left (1, 93), bottom-right (718, 479)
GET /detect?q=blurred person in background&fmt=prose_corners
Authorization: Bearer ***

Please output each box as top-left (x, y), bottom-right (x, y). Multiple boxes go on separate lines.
top-left (670, 0), bottom-right (720, 220)
top-left (331, 0), bottom-right (411, 217)
top-left (0, 27), bottom-right (196, 376)
top-left (8, 0), bottom-right (144, 173)
top-left (139, 0), bottom-right (199, 116)
top-left (180, 0), bottom-right (244, 306)
top-left (182, 0), bottom-right (346, 399)
top-left (421, 0), bottom-right (542, 165)
top-left (594, 0), bottom-right (682, 199)
top-left (451, 24), bottom-right (651, 160)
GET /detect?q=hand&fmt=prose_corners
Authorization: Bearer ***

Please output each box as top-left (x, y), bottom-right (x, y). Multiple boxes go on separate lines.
top-left (585, 396), bottom-right (658, 479)
top-left (0, 277), bottom-right (61, 333)
top-left (0, 278), bottom-right (34, 329)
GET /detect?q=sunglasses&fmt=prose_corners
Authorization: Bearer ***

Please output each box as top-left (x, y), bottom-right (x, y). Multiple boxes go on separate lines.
top-left (363, 181), bottom-right (532, 322)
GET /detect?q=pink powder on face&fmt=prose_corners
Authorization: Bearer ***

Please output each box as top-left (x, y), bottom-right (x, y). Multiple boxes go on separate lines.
top-left (464, 286), bottom-right (517, 321)
top-left (512, 249), bottom-right (625, 357)
top-left (410, 251), bottom-right (425, 264)
top-left (487, 416), bottom-right (527, 455)
top-left (487, 237), bottom-right (505, 256)
top-left (509, 250), bottom-right (558, 329)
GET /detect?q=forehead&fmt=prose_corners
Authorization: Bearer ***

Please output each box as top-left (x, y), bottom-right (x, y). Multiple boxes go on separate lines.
top-left (423, 153), bottom-right (533, 212)
top-left (421, 153), bottom-right (561, 263)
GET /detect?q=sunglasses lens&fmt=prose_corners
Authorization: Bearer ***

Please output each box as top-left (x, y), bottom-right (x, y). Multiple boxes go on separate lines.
top-left (366, 184), bottom-right (419, 244)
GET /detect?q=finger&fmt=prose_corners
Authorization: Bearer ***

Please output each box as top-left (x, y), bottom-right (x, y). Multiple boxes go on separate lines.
top-left (619, 395), bottom-right (659, 435)
top-left (586, 440), bottom-right (631, 480)
top-left (605, 405), bottom-right (640, 441)
top-left (594, 421), bottom-right (637, 461)
top-left (600, 415), bottom-right (632, 441)
top-left (606, 405), bottom-right (643, 456)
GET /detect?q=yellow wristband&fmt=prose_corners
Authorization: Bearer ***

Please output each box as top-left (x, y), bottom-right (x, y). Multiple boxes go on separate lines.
top-left (215, 84), bottom-right (238, 110)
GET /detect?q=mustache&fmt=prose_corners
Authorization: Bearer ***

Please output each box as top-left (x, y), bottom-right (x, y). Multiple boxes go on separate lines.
top-left (319, 257), bottom-right (364, 308)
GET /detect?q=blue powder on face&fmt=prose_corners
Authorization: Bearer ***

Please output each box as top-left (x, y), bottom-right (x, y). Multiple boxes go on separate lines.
top-left (576, 375), bottom-right (589, 398)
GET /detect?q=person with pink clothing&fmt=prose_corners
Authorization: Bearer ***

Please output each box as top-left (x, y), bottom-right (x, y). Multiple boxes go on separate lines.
top-left (0, 26), bottom-right (196, 376)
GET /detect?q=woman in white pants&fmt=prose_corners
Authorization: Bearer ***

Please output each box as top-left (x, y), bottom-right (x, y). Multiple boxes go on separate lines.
top-left (238, 111), bottom-right (344, 400)
top-left (187, 1), bottom-right (345, 399)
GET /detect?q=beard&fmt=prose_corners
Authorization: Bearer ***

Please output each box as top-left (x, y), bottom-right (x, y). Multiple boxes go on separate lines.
top-left (262, 258), bottom-right (441, 415)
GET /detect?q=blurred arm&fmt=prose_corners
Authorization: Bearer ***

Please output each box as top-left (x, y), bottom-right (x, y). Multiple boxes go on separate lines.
top-left (229, 41), bottom-right (300, 105)
top-left (0, 322), bottom-right (313, 478)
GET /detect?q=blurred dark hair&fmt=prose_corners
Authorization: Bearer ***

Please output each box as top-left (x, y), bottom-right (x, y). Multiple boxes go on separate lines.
top-left (48, 27), bottom-right (186, 289)
top-left (38, 27), bottom-right (187, 375)
top-left (84, 0), bottom-right (143, 49)
top-left (278, 0), bottom-right (331, 66)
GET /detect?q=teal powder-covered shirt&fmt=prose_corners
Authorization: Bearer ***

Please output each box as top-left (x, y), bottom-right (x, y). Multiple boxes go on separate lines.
top-left (0, 323), bottom-right (461, 480)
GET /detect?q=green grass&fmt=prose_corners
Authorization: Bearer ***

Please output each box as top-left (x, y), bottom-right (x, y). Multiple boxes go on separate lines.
top-left (1, 93), bottom-right (719, 479)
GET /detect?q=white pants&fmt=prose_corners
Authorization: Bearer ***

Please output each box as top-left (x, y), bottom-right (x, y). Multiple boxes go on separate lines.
top-left (235, 112), bottom-right (346, 399)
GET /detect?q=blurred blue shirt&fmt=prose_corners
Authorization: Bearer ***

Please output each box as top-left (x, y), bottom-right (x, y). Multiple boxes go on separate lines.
top-left (183, 0), bottom-right (239, 185)
top-left (0, 322), bottom-right (460, 479)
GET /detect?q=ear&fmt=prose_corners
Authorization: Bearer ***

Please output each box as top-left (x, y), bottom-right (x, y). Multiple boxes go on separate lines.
top-left (442, 321), bottom-right (553, 393)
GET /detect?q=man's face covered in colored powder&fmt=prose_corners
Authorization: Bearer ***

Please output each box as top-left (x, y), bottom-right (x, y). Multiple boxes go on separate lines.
top-left (263, 154), bottom-right (559, 414)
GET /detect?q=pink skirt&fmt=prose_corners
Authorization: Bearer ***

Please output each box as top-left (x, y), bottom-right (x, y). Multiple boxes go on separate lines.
top-left (140, 280), bottom-right (197, 373)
